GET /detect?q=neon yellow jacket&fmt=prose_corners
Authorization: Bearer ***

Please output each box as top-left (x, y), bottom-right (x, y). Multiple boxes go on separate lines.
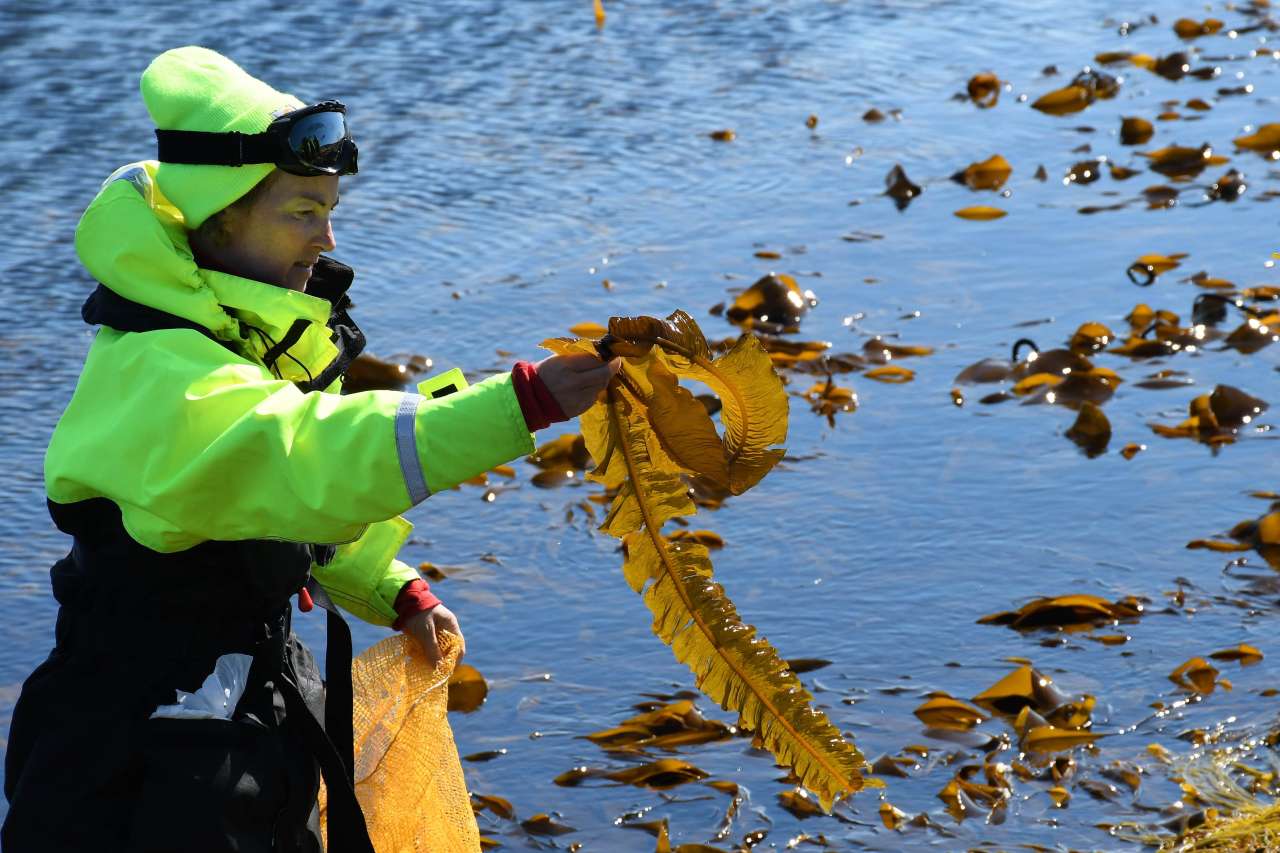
top-left (46, 162), bottom-right (535, 626)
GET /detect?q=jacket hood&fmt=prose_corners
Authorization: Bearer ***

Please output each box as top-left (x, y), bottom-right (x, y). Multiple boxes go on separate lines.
top-left (75, 161), bottom-right (348, 385)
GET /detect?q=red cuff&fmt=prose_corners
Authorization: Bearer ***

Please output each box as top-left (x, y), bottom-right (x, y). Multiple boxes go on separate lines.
top-left (512, 360), bottom-right (569, 432)
top-left (393, 578), bottom-right (442, 630)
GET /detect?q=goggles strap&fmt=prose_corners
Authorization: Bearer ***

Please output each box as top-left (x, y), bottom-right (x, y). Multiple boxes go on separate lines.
top-left (155, 128), bottom-right (280, 167)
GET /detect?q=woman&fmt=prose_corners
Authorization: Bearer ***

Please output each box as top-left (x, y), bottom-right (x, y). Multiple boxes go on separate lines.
top-left (2, 46), bottom-right (616, 852)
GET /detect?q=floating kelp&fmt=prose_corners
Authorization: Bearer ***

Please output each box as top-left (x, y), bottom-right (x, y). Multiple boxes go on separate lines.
top-left (1173, 18), bottom-right (1223, 38)
top-left (724, 273), bottom-right (816, 332)
top-left (1111, 333), bottom-right (1177, 356)
top-left (954, 357), bottom-right (1014, 384)
top-left (1208, 644), bottom-right (1263, 665)
top-left (520, 813), bottom-right (576, 836)
top-left (954, 205), bottom-right (1007, 220)
top-left (447, 663), bottom-right (488, 712)
top-left (1121, 116), bottom-right (1155, 145)
top-left (1188, 509), bottom-right (1280, 568)
top-left (1068, 321), bottom-right (1113, 353)
top-left (1189, 273), bottom-right (1236, 294)
top-left (343, 352), bottom-right (431, 392)
top-left (735, 336), bottom-right (835, 370)
top-left (527, 433), bottom-right (592, 470)
top-left (558, 757), bottom-right (712, 790)
top-left (802, 377), bottom-right (856, 426)
top-left (569, 321), bottom-right (608, 337)
top-left (1224, 312), bottom-right (1280, 354)
top-left (879, 801), bottom-right (909, 829)
top-left (884, 164), bottom-right (923, 210)
top-left (951, 154), bottom-right (1012, 190)
top-left (1140, 144), bottom-right (1227, 179)
top-left (864, 365), bottom-right (915, 383)
top-left (583, 699), bottom-right (735, 753)
top-left (1206, 169), bottom-right (1246, 202)
top-left (1134, 369), bottom-right (1195, 390)
top-left (1032, 69), bottom-right (1120, 115)
top-left (937, 763), bottom-right (1012, 821)
top-left (777, 787), bottom-right (827, 820)
top-left (1024, 725), bottom-right (1104, 753)
top-left (1234, 123), bottom-right (1280, 156)
top-left (954, 338), bottom-right (1095, 393)
top-left (966, 71), bottom-right (1001, 108)
top-left (1095, 50), bottom-right (1140, 66)
top-left (1031, 84), bottom-right (1092, 116)
top-left (1066, 402), bottom-right (1111, 456)
top-left (786, 352), bottom-right (867, 376)
top-left (862, 338), bottom-right (933, 363)
top-left (1145, 52), bottom-right (1220, 81)
top-left (1169, 657), bottom-right (1226, 695)
top-left (1150, 385), bottom-right (1268, 446)
top-left (978, 594), bottom-right (1143, 632)
top-left (913, 694), bottom-right (988, 730)
top-left (1011, 342), bottom-right (1094, 379)
top-left (1013, 363), bottom-right (1122, 409)
top-left (708, 129), bottom-right (736, 142)
top-left (1143, 184), bottom-right (1180, 209)
top-left (1109, 321), bottom-right (1198, 358)
top-left (972, 665), bottom-right (1073, 717)
top-left (1127, 252), bottom-right (1188, 285)
top-left (1065, 159), bottom-right (1103, 185)
top-left (472, 793), bottom-right (515, 820)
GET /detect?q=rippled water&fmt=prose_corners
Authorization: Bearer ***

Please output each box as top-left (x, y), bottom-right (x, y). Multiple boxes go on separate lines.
top-left (3, 0), bottom-right (1280, 849)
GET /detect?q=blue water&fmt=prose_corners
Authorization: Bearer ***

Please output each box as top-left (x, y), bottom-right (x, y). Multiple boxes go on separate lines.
top-left (2, 0), bottom-right (1279, 849)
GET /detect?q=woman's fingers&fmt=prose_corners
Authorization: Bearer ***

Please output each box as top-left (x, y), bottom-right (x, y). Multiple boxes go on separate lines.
top-left (416, 618), bottom-right (442, 667)
top-left (554, 352), bottom-right (610, 372)
top-left (433, 608), bottom-right (467, 661)
top-left (537, 353), bottom-right (621, 418)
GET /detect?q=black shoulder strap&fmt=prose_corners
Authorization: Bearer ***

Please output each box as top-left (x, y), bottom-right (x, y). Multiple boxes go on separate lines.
top-left (239, 593), bottom-right (373, 853)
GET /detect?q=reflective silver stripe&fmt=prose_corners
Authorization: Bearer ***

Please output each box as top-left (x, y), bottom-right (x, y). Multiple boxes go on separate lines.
top-left (395, 393), bottom-right (430, 504)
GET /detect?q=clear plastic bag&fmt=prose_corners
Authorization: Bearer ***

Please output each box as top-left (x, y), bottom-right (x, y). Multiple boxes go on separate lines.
top-left (149, 653), bottom-right (253, 720)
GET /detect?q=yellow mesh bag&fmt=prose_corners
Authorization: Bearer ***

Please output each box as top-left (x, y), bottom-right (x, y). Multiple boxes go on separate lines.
top-left (320, 632), bottom-right (480, 852)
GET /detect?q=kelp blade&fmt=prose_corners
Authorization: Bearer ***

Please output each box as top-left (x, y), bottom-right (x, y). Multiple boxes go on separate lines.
top-left (554, 316), bottom-right (865, 806)
top-left (598, 383), bottom-right (866, 809)
top-left (608, 311), bottom-right (788, 494)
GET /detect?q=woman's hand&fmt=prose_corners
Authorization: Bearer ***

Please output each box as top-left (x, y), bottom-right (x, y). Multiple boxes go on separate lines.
top-left (401, 604), bottom-right (465, 667)
top-left (536, 353), bottom-right (621, 418)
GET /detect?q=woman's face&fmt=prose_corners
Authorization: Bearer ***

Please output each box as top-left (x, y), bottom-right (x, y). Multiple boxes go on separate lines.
top-left (203, 171), bottom-right (340, 292)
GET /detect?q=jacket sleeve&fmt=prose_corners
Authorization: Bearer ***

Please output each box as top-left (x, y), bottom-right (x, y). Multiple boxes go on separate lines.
top-left (311, 517), bottom-right (423, 626)
top-left (45, 327), bottom-right (536, 553)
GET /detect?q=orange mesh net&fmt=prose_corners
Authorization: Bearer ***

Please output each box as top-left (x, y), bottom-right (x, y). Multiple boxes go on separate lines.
top-left (320, 632), bottom-right (480, 852)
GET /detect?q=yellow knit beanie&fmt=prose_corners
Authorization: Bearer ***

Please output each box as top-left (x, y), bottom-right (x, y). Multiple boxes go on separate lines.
top-left (141, 46), bottom-right (304, 229)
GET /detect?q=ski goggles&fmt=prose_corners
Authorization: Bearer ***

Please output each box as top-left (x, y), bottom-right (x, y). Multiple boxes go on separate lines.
top-left (155, 101), bottom-right (358, 176)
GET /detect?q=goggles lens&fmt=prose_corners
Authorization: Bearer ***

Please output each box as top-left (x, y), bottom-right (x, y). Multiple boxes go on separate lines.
top-left (287, 110), bottom-right (351, 173)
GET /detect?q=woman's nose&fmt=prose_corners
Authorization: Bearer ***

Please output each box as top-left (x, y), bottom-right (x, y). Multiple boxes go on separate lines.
top-left (316, 218), bottom-right (337, 253)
